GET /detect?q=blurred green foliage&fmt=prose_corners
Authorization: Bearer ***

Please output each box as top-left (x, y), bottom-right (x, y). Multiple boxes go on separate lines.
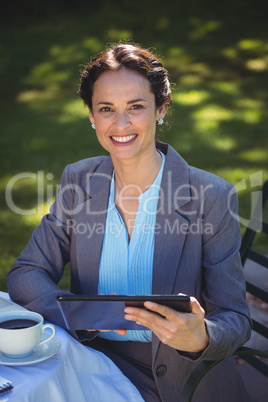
top-left (0, 0), bottom-right (267, 291)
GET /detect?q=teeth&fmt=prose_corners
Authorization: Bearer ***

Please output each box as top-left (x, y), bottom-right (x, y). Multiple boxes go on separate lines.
top-left (111, 135), bottom-right (136, 143)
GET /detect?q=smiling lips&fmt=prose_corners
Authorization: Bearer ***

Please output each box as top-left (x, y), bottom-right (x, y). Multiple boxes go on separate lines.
top-left (111, 134), bottom-right (137, 144)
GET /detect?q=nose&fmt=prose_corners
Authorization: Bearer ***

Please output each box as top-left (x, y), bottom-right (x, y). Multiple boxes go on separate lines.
top-left (113, 110), bottom-right (131, 130)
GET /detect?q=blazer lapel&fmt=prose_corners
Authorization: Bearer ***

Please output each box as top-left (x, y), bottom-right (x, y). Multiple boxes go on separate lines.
top-left (75, 157), bottom-right (113, 294)
top-left (153, 143), bottom-right (191, 295)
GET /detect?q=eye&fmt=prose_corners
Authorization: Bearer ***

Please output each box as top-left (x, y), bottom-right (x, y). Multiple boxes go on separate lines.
top-left (130, 104), bottom-right (144, 110)
top-left (99, 106), bottom-right (113, 112)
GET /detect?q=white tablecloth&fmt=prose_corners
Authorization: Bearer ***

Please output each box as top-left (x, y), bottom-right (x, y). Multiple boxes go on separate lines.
top-left (0, 292), bottom-right (144, 402)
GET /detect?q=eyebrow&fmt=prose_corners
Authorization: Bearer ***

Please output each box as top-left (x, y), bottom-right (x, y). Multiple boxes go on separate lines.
top-left (97, 98), bottom-right (146, 106)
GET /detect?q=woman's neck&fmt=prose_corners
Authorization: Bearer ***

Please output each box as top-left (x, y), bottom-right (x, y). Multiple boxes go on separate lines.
top-left (112, 149), bottom-right (162, 197)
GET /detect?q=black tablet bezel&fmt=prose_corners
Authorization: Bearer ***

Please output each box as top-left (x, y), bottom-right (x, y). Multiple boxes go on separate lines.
top-left (56, 294), bottom-right (191, 330)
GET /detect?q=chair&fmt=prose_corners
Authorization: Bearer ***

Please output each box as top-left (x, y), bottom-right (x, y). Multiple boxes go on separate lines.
top-left (180, 179), bottom-right (268, 402)
top-left (240, 179), bottom-right (268, 341)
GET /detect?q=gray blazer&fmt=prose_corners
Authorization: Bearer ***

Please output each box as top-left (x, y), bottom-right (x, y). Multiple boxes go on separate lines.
top-left (7, 142), bottom-right (251, 401)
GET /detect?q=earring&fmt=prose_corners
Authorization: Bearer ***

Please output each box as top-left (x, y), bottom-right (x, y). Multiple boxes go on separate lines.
top-left (91, 123), bottom-right (95, 130)
top-left (158, 118), bottom-right (164, 125)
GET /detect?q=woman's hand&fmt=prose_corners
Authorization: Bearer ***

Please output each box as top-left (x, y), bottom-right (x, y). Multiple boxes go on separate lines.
top-left (124, 297), bottom-right (209, 353)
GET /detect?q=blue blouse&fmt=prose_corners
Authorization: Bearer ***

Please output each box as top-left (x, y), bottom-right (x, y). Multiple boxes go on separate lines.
top-left (98, 152), bottom-right (166, 342)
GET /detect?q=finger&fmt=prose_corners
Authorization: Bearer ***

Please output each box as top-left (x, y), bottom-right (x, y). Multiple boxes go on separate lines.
top-left (99, 292), bottom-right (117, 295)
top-left (124, 306), bottom-right (163, 329)
top-left (124, 310), bottom-right (146, 325)
top-left (124, 306), bottom-right (148, 319)
top-left (124, 305), bottom-right (166, 324)
top-left (129, 313), bottom-right (162, 331)
top-left (113, 328), bottom-right (127, 335)
top-left (144, 301), bottom-right (175, 319)
top-left (190, 297), bottom-right (205, 316)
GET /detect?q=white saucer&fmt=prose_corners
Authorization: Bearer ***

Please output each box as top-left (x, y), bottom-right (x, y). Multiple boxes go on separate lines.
top-left (0, 333), bottom-right (61, 366)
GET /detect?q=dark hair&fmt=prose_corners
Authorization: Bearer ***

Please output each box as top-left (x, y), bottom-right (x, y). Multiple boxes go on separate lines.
top-left (79, 43), bottom-right (172, 110)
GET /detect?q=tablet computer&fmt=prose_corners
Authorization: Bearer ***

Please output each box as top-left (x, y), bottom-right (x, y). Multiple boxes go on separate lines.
top-left (56, 294), bottom-right (191, 330)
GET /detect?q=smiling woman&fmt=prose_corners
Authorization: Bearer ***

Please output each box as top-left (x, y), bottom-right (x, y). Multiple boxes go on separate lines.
top-left (7, 43), bottom-right (252, 402)
top-left (88, 68), bottom-right (165, 165)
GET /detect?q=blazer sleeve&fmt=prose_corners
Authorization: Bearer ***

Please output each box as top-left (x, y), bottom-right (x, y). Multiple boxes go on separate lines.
top-left (182, 182), bottom-right (252, 361)
top-left (6, 164), bottom-right (75, 329)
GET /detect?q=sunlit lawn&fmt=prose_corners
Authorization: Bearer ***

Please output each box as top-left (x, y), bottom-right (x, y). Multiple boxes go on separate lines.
top-left (0, 1), bottom-right (267, 291)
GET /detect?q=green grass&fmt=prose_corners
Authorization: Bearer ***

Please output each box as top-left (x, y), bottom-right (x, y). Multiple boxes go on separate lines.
top-left (1, 0), bottom-right (268, 291)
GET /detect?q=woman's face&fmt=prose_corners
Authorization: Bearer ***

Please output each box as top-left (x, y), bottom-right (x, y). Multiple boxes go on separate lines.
top-left (89, 68), bottom-right (165, 162)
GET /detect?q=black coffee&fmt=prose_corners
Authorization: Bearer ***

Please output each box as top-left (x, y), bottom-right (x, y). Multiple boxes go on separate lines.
top-left (0, 319), bottom-right (38, 330)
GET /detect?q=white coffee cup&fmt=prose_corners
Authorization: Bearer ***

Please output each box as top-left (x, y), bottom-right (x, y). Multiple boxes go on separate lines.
top-left (0, 310), bottom-right (55, 358)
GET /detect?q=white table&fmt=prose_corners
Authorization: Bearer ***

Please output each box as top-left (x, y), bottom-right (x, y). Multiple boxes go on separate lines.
top-left (0, 292), bottom-right (144, 402)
